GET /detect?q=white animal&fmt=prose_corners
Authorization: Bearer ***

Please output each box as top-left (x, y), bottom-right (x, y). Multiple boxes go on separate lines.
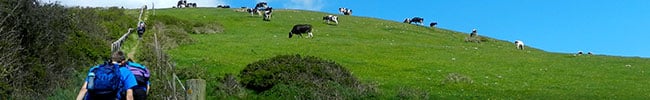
top-left (514, 40), bottom-right (524, 50)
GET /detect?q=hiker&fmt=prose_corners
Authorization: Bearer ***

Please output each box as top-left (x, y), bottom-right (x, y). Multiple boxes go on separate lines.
top-left (137, 21), bottom-right (146, 39)
top-left (126, 59), bottom-right (151, 100)
top-left (76, 51), bottom-right (138, 100)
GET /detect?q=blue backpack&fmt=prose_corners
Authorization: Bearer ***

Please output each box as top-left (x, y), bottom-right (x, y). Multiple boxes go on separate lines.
top-left (126, 61), bottom-right (150, 87)
top-left (86, 62), bottom-right (122, 99)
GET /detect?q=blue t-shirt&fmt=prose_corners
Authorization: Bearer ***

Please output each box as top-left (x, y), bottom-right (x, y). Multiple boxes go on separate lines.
top-left (85, 65), bottom-right (138, 99)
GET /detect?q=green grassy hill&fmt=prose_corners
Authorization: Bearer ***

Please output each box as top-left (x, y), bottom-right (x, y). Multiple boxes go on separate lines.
top-left (154, 8), bottom-right (650, 99)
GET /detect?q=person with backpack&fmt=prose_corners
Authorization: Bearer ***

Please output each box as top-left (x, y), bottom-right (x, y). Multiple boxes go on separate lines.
top-left (76, 51), bottom-right (138, 100)
top-left (137, 21), bottom-right (146, 39)
top-left (124, 59), bottom-right (150, 100)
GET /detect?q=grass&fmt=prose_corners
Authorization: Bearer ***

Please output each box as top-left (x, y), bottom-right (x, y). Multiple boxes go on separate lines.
top-left (152, 8), bottom-right (650, 99)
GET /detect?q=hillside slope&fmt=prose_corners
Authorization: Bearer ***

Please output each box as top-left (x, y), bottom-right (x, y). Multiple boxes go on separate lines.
top-left (156, 8), bottom-right (650, 99)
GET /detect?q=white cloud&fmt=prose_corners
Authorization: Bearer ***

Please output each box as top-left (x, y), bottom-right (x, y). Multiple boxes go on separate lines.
top-left (283, 0), bottom-right (324, 11)
top-left (49, 0), bottom-right (226, 9)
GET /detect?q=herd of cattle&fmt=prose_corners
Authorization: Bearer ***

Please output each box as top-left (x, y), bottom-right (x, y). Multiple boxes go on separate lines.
top-left (175, 0), bottom-right (196, 8)
top-left (180, 2), bottom-right (546, 51)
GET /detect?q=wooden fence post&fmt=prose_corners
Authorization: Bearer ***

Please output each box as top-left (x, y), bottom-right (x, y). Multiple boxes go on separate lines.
top-left (186, 79), bottom-right (206, 100)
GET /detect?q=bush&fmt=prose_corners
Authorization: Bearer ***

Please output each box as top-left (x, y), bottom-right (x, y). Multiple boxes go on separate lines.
top-left (212, 74), bottom-right (246, 99)
top-left (0, 1), bottom-right (132, 99)
top-left (239, 54), bottom-right (377, 99)
top-left (441, 73), bottom-right (474, 85)
top-left (396, 86), bottom-right (430, 99)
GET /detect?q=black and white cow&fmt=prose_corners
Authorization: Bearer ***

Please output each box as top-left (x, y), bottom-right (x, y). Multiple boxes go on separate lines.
top-left (514, 40), bottom-right (525, 50)
top-left (256, 2), bottom-right (268, 9)
top-left (176, 0), bottom-right (185, 8)
top-left (217, 5), bottom-right (230, 8)
top-left (430, 22), bottom-right (437, 27)
top-left (289, 24), bottom-right (313, 38)
top-left (263, 7), bottom-right (273, 21)
top-left (470, 29), bottom-right (477, 37)
top-left (246, 8), bottom-right (259, 16)
top-left (323, 15), bottom-right (339, 24)
top-left (408, 17), bottom-right (424, 25)
top-left (339, 8), bottom-right (352, 15)
top-left (403, 18), bottom-right (410, 23)
top-left (187, 3), bottom-right (197, 8)
top-left (249, 2), bottom-right (269, 16)
top-left (577, 51), bottom-right (584, 55)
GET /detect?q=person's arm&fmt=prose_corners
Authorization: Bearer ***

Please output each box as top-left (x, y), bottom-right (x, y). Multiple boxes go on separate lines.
top-left (126, 89), bottom-right (134, 100)
top-left (76, 82), bottom-right (88, 100)
top-left (147, 84), bottom-right (150, 94)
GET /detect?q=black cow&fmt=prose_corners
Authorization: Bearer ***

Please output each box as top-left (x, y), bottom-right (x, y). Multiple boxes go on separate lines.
top-left (263, 7), bottom-right (273, 21)
top-left (322, 15), bottom-right (339, 24)
top-left (430, 22), bottom-right (437, 27)
top-left (408, 17), bottom-right (424, 25)
top-left (289, 24), bottom-right (313, 38)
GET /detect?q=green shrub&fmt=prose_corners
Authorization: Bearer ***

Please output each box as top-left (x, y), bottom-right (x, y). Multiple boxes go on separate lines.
top-left (212, 74), bottom-right (247, 99)
top-left (239, 54), bottom-right (377, 99)
top-left (396, 86), bottom-right (430, 99)
top-left (176, 64), bottom-right (208, 80)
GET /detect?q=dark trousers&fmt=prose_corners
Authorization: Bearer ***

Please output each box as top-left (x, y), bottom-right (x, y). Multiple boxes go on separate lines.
top-left (133, 88), bottom-right (147, 100)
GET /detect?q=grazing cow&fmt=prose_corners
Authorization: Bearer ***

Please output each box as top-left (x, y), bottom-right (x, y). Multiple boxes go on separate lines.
top-left (514, 40), bottom-right (525, 50)
top-left (408, 17), bottom-right (424, 25)
top-left (323, 15), bottom-right (339, 24)
top-left (263, 7), bottom-right (273, 21)
top-left (470, 29), bottom-right (477, 37)
top-left (430, 22), bottom-right (437, 27)
top-left (289, 24), bottom-right (313, 38)
top-left (587, 52), bottom-right (593, 55)
top-left (246, 8), bottom-right (259, 16)
top-left (339, 8), bottom-right (352, 15)
top-left (403, 18), bottom-right (410, 23)
top-left (217, 5), bottom-right (230, 8)
top-left (577, 51), bottom-right (584, 55)
top-left (188, 3), bottom-right (197, 7)
top-left (176, 0), bottom-right (185, 8)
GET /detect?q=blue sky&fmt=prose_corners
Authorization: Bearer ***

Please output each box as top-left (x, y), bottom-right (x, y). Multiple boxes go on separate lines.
top-left (53, 0), bottom-right (650, 58)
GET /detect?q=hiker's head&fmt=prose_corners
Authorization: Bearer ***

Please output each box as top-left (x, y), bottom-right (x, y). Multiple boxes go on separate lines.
top-left (111, 51), bottom-right (126, 65)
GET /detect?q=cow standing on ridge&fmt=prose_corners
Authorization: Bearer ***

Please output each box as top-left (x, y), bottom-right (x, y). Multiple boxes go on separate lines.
top-left (470, 29), bottom-right (477, 37)
top-left (515, 40), bottom-right (525, 50)
top-left (256, 2), bottom-right (268, 9)
top-left (408, 17), bottom-right (424, 25)
top-left (430, 22), bottom-right (437, 27)
top-left (176, 0), bottom-right (185, 8)
top-left (339, 8), bottom-right (352, 15)
top-left (289, 24), bottom-right (313, 38)
top-left (250, 2), bottom-right (269, 16)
